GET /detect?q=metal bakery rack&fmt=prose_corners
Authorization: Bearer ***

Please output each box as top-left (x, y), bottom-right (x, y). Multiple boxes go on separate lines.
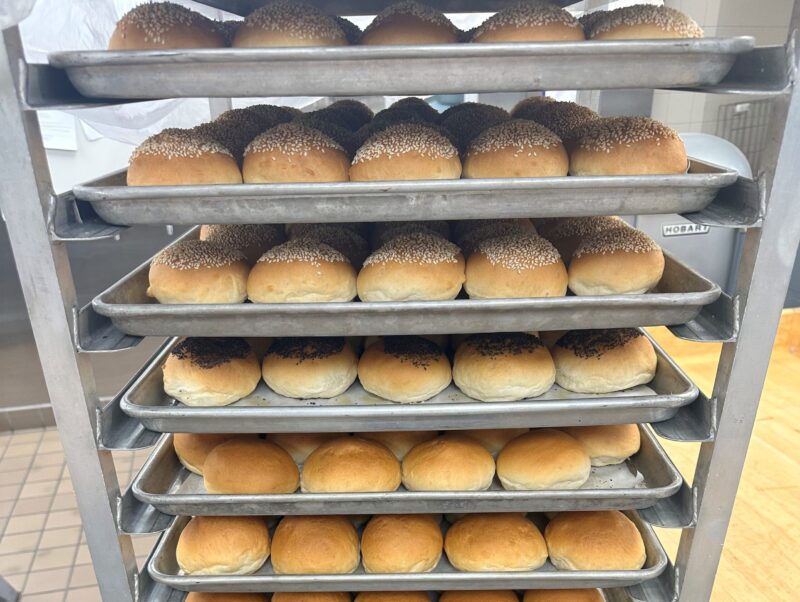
top-left (1, 0), bottom-right (798, 600)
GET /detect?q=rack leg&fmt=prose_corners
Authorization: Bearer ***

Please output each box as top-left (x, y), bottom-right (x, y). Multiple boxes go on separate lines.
top-left (0, 28), bottom-right (138, 601)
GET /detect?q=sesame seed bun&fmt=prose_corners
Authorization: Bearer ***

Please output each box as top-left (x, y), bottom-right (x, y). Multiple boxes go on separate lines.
top-left (440, 103), bottom-right (510, 154)
top-left (463, 120), bottom-right (568, 178)
top-left (588, 5), bottom-right (703, 40)
top-left (271, 516), bottom-right (360, 574)
top-left (472, 2), bottom-right (584, 42)
top-left (163, 338), bottom-right (261, 407)
top-left (297, 115), bottom-right (360, 158)
top-left (267, 433), bottom-right (342, 464)
top-left (176, 516), bottom-right (270, 575)
top-left (358, 337), bottom-right (452, 404)
top-left (199, 224), bottom-right (286, 265)
top-left (455, 219), bottom-right (537, 257)
top-left (370, 220), bottom-right (451, 249)
top-left (201, 108), bottom-right (268, 163)
top-left (361, 1), bottom-right (459, 45)
top-left (510, 95), bottom-right (556, 119)
top-left (568, 228), bottom-right (665, 295)
top-left (362, 514), bottom-right (443, 573)
top-left (444, 513), bottom-right (548, 571)
top-left (172, 433), bottom-right (234, 475)
top-left (290, 224), bottom-right (370, 268)
top-left (187, 593), bottom-right (268, 602)
top-left (109, 2), bottom-right (225, 50)
top-left (497, 429), bottom-right (591, 490)
top-left (454, 333), bottom-right (555, 402)
top-left (561, 424), bottom-right (641, 467)
top-left (523, 590), bottom-right (603, 602)
top-left (458, 428), bottom-right (530, 455)
top-left (355, 594), bottom-right (430, 602)
top-left (360, 431), bottom-right (438, 460)
top-left (553, 329), bottom-right (657, 394)
top-left (301, 437), bottom-right (401, 493)
top-left (539, 216), bottom-right (629, 262)
top-left (233, 1), bottom-right (347, 48)
top-left (545, 511), bottom-right (646, 570)
top-left (247, 239), bottom-right (357, 303)
top-left (203, 438), bottom-right (299, 494)
top-left (441, 592), bottom-right (519, 602)
top-left (464, 233), bottom-right (568, 299)
top-left (402, 434), bottom-right (495, 491)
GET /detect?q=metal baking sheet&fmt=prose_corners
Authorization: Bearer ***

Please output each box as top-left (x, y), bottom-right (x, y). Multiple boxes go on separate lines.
top-left (121, 333), bottom-right (697, 432)
top-left (72, 160), bottom-right (737, 226)
top-left (147, 511), bottom-right (667, 592)
top-left (49, 38), bottom-right (754, 98)
top-left (132, 426), bottom-right (681, 515)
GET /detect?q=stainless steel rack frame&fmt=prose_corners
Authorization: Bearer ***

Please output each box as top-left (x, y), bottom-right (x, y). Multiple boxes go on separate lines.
top-left (1, 2), bottom-right (799, 601)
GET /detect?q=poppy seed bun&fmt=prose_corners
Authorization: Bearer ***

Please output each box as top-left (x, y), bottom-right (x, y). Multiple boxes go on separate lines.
top-left (291, 224), bottom-right (369, 269)
top-left (109, 3), bottom-right (225, 49)
top-left (460, 428), bottom-right (530, 455)
top-left (371, 220), bottom-right (450, 249)
top-left (588, 5), bottom-right (703, 40)
top-left (440, 103), bottom-right (510, 154)
top-left (301, 437), bottom-right (401, 493)
top-left (361, 431), bottom-right (438, 459)
top-left (271, 516), bottom-right (359, 574)
top-left (523, 590), bottom-right (603, 602)
top-left (496, 429), bottom-right (591, 490)
top-left (358, 337), bottom-right (452, 403)
top-left (510, 95), bottom-right (556, 119)
top-left (568, 117), bottom-right (687, 176)
top-left (402, 435), bottom-right (495, 491)
top-left (465, 233), bottom-right (567, 299)
top-left (463, 120), bottom-right (568, 178)
top-left (203, 439), bottom-right (299, 494)
top-left (233, 0), bottom-right (347, 47)
top-left (173, 433), bottom-right (233, 475)
top-left (553, 329), bottom-right (657, 393)
top-left (389, 97), bottom-right (441, 123)
top-left (453, 333), bottom-right (556, 401)
top-left (187, 593), bottom-right (269, 602)
top-left (526, 101), bottom-right (600, 141)
top-left (267, 433), bottom-right (342, 464)
top-left (455, 219), bottom-right (537, 257)
top-left (262, 337), bottom-right (358, 399)
top-left (545, 511), bottom-right (646, 570)
top-left (445, 514), bottom-right (548, 572)
top-left (361, 514), bottom-right (443, 573)
top-left (472, 2), bottom-right (584, 42)
top-left (361, 1), bottom-right (459, 45)
top-left (441, 592), bottom-right (519, 602)
top-left (247, 239), bottom-right (357, 303)
top-left (199, 224), bottom-right (285, 265)
top-left (561, 424), bottom-right (641, 467)
top-left (163, 338), bottom-right (261, 407)
top-left (569, 228), bottom-right (665, 295)
top-left (355, 594), bottom-right (430, 602)
top-left (176, 516), bottom-right (270, 575)
top-left (540, 216), bottom-right (629, 262)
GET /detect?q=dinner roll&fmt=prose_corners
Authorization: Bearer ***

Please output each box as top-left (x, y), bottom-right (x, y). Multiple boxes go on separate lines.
top-left (553, 329), bottom-right (657, 393)
top-left (561, 424), bottom-right (641, 467)
top-left (545, 511), bottom-right (646, 570)
top-left (109, 3), bottom-right (224, 49)
top-left (163, 338), bottom-right (261, 407)
top-left (290, 224), bottom-right (370, 268)
top-left (173, 433), bottom-right (233, 475)
top-left (496, 429), bottom-right (591, 490)
top-left (455, 219), bottom-right (536, 257)
top-left (472, 2), bottom-right (584, 42)
top-left (187, 593), bottom-right (268, 602)
top-left (463, 120), bottom-right (568, 178)
top-left (302, 436), bottom-right (401, 493)
top-left (350, 123), bottom-right (462, 181)
top-left (355, 594), bottom-right (430, 602)
top-left (510, 95), bottom-right (556, 119)
top-left (262, 337), bottom-right (358, 398)
top-left (233, 0), bottom-right (347, 47)
top-left (569, 228), bottom-right (665, 295)
top-left (465, 233), bottom-right (568, 299)
top-left (568, 117), bottom-right (687, 176)
top-left (362, 514), bottom-right (443, 573)
top-left (588, 5), bottom-right (703, 39)
top-left (523, 591), bottom-right (603, 602)
top-left (402, 435), bottom-right (495, 491)
top-left (454, 333), bottom-right (556, 401)
top-left (445, 514), bottom-right (548, 571)
top-left (273, 595), bottom-right (350, 602)
top-left (128, 129), bottom-right (242, 186)
top-left (361, 1), bottom-right (459, 45)
top-left (243, 123), bottom-right (350, 183)
top-left (539, 216), bottom-right (629, 262)
top-left (247, 238), bottom-right (357, 303)
top-left (358, 337), bottom-right (452, 403)
top-left (360, 431), bottom-right (438, 459)
top-left (460, 428), bottom-right (529, 455)
top-left (199, 224), bottom-right (285, 265)
top-left (203, 438), bottom-right (299, 494)
top-left (440, 103), bottom-right (510, 154)
top-left (525, 101), bottom-right (600, 141)
top-left (271, 516), bottom-right (360, 574)
top-left (176, 516), bottom-right (270, 575)
top-left (358, 233), bottom-right (465, 302)
top-left (441, 592), bottom-right (519, 602)
top-left (267, 433), bottom-right (342, 464)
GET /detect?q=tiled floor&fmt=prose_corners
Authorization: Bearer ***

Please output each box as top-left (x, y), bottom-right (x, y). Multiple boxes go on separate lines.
top-left (0, 428), bottom-right (157, 601)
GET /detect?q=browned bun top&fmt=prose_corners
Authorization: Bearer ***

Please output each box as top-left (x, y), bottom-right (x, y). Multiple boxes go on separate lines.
top-left (334, 16), bottom-right (363, 44)
top-left (472, 1), bottom-right (584, 42)
top-left (467, 118), bottom-right (563, 156)
top-left (203, 438), bottom-right (300, 494)
top-left (540, 216), bottom-right (627, 242)
top-left (199, 224), bottom-right (285, 264)
top-left (325, 100), bottom-right (375, 130)
top-left (474, 232), bottom-right (563, 272)
top-left (441, 592), bottom-right (519, 602)
top-left (456, 219), bottom-right (536, 256)
top-left (573, 226), bottom-right (660, 260)
top-left (234, 0), bottom-right (347, 47)
top-left (555, 328), bottom-right (644, 358)
top-left (271, 515), bottom-right (360, 574)
top-left (290, 224), bottom-right (369, 268)
top-left (131, 128), bottom-right (233, 164)
top-left (588, 4), bottom-right (703, 39)
top-left (361, 1), bottom-right (459, 45)
top-left (361, 514), bottom-right (444, 573)
top-left (169, 337), bottom-right (253, 369)
top-left (256, 237), bottom-right (350, 267)
top-left (389, 98), bottom-right (442, 123)
top-left (353, 122), bottom-right (459, 165)
top-left (302, 436), bottom-right (401, 493)
top-left (523, 590), bottom-right (603, 602)
top-left (109, 2), bottom-right (224, 49)
top-left (364, 232), bottom-right (462, 268)
top-left (526, 101), bottom-right (600, 140)
top-left (173, 432), bottom-right (233, 475)
top-left (152, 240), bottom-right (246, 271)
top-left (246, 122), bottom-right (345, 159)
top-left (371, 220), bottom-right (451, 248)
top-left (510, 95), bottom-right (556, 119)
top-left (187, 591), bottom-right (269, 601)
top-left (440, 103), bottom-right (511, 154)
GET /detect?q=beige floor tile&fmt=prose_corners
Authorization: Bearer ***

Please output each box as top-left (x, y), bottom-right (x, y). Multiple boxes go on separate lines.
top-left (3, 468), bottom-right (28, 485)
top-left (11, 495), bottom-right (53, 516)
top-left (24, 567), bottom-right (71, 594)
top-left (26, 464), bottom-right (64, 483)
top-left (4, 442), bottom-right (37, 459)
top-left (23, 592), bottom-right (66, 602)
top-left (68, 564), bottom-right (97, 589)
top-left (0, 499), bottom-right (13, 518)
top-left (4, 511), bottom-right (46, 534)
top-left (10, 430), bottom-right (43, 444)
top-left (0, 530), bottom-right (40, 553)
top-left (31, 544), bottom-right (77, 571)
top-left (2, 573), bottom-right (26, 591)
top-left (37, 439), bottom-right (64, 454)
top-left (0, 455), bottom-right (31, 472)
top-left (19, 479), bottom-right (58, 500)
top-left (38, 526), bottom-right (82, 550)
top-left (73, 544), bottom-right (91, 566)
top-left (0, 550), bottom-right (34, 574)
top-left (65, 586), bottom-right (102, 602)
top-left (56, 480), bottom-right (74, 496)
top-left (44, 509), bottom-right (82, 530)
top-left (132, 534), bottom-right (160, 557)
top-left (31, 453), bottom-right (65, 469)
top-left (50, 493), bottom-right (78, 512)
top-left (0, 483), bottom-right (21, 501)
top-left (41, 429), bottom-right (61, 442)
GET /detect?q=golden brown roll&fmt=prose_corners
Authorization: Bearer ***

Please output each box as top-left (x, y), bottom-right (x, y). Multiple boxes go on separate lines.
top-left (568, 228), bottom-right (665, 295)
top-left (361, 1), bottom-right (459, 45)
top-left (561, 424), bottom-right (641, 467)
top-left (163, 338), bottom-right (261, 407)
top-left (545, 511), bottom-right (646, 570)
top-left (355, 594), bottom-right (429, 602)
top-left (243, 123), bottom-right (350, 183)
top-left (370, 220), bottom-right (450, 249)
top-left (128, 129), bottom-right (242, 186)
top-left (186, 593), bottom-right (269, 602)
top-left (233, 0), bottom-right (347, 47)
top-left (523, 590), bottom-right (603, 602)
top-left (588, 5), bottom-right (703, 40)
top-left (472, 2), bottom-right (584, 42)
top-left (444, 514), bottom-right (548, 572)
top-left (568, 117), bottom-right (687, 176)
top-left (464, 233), bottom-right (567, 299)
top-left (463, 120), bottom-right (568, 178)
top-left (173, 433), bottom-right (234, 475)
top-left (510, 95), bottom-right (556, 119)
top-left (271, 516), bottom-right (360, 574)
top-left (203, 438), bottom-right (299, 494)
top-left (109, 2), bottom-right (225, 49)
top-left (358, 337), bottom-right (452, 403)
top-left (176, 516), bottom-right (270, 575)
top-left (262, 337), bottom-right (357, 399)
top-left (247, 238), bottom-right (357, 303)
top-left (362, 514), bottom-right (443, 573)
top-left (350, 123), bottom-right (462, 181)
top-left (402, 434), bottom-right (495, 491)
top-left (360, 431), bottom-right (438, 460)
top-left (358, 233), bottom-right (465, 302)
top-left (199, 224), bottom-right (285, 265)
top-left (267, 433), bottom-right (342, 464)
top-left (290, 224), bottom-right (370, 268)
top-left (440, 103), bottom-right (510, 154)
top-left (553, 329), bottom-right (657, 394)
top-left (453, 333), bottom-right (556, 401)
top-left (441, 592), bottom-right (519, 602)
top-left (301, 436), bottom-right (401, 493)
top-left (455, 219), bottom-right (537, 257)
top-left (525, 101), bottom-right (600, 141)
top-left (539, 216), bottom-right (629, 262)
top-left (459, 428), bottom-right (530, 455)
top-left (496, 429), bottom-right (591, 490)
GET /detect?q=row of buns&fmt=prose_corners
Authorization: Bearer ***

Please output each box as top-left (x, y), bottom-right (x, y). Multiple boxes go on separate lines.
top-left (186, 590), bottom-right (605, 601)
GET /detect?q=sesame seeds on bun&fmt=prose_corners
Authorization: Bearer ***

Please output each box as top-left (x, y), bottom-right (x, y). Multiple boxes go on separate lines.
top-left (510, 95), bottom-right (557, 119)
top-left (440, 103), bottom-right (511, 154)
top-left (290, 224), bottom-right (370, 268)
top-left (361, 1), bottom-right (459, 45)
top-left (524, 101), bottom-right (600, 141)
top-left (472, 1), bottom-right (584, 43)
top-left (371, 220), bottom-right (450, 249)
top-left (455, 219), bottom-right (536, 257)
top-left (588, 5), bottom-right (703, 40)
top-left (539, 215), bottom-right (629, 261)
top-left (109, 2), bottom-right (225, 50)
top-left (199, 224), bottom-right (285, 265)
top-left (151, 240), bottom-right (244, 270)
top-left (233, 0), bottom-right (347, 48)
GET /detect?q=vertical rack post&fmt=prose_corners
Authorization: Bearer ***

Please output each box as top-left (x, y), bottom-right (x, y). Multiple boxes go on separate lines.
top-left (0, 27), bottom-right (138, 602)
